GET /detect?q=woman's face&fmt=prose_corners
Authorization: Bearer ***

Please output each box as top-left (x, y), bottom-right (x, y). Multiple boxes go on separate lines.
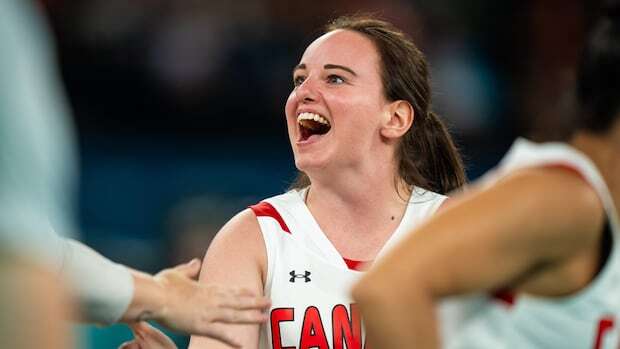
top-left (285, 29), bottom-right (391, 176)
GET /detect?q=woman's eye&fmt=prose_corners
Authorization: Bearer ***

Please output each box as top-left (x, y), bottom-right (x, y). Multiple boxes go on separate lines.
top-left (293, 76), bottom-right (305, 87)
top-left (327, 75), bottom-right (345, 84)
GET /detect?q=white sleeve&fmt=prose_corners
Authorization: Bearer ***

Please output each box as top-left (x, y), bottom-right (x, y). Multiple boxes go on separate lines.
top-left (61, 239), bottom-right (135, 324)
top-left (0, 219), bottom-right (135, 325)
top-left (0, 0), bottom-right (77, 240)
top-left (0, 0), bottom-right (134, 325)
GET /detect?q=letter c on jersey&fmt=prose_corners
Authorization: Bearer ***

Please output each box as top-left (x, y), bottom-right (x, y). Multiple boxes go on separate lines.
top-left (271, 308), bottom-right (295, 349)
top-left (270, 304), bottom-right (367, 349)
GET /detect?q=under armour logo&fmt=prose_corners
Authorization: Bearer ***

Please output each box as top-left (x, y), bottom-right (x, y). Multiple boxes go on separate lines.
top-left (289, 270), bottom-right (311, 283)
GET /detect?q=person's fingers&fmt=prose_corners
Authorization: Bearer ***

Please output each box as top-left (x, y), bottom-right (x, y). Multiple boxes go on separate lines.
top-left (218, 293), bottom-right (271, 310)
top-left (118, 340), bottom-right (141, 349)
top-left (210, 308), bottom-right (269, 324)
top-left (229, 287), bottom-right (257, 297)
top-left (170, 259), bottom-right (201, 279)
top-left (195, 324), bottom-right (242, 348)
top-left (131, 321), bottom-right (178, 348)
top-left (147, 326), bottom-right (177, 347)
top-left (129, 321), bottom-right (150, 340)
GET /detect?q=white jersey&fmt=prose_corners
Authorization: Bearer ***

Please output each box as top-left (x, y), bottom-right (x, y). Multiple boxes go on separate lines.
top-left (445, 138), bottom-right (620, 349)
top-left (250, 187), bottom-right (447, 349)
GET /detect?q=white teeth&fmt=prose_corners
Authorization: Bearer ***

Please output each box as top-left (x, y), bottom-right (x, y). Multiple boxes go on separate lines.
top-left (297, 112), bottom-right (330, 126)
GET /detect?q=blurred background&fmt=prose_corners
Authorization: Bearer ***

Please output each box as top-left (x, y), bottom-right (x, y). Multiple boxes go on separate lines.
top-left (32, 0), bottom-right (599, 347)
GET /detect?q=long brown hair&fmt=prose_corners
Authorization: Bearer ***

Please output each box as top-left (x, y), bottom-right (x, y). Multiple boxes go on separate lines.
top-left (576, 1), bottom-right (620, 134)
top-left (291, 15), bottom-right (466, 195)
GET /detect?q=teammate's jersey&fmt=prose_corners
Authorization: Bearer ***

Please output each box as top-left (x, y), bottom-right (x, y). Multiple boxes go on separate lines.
top-left (250, 187), bottom-right (447, 349)
top-left (445, 138), bottom-right (620, 349)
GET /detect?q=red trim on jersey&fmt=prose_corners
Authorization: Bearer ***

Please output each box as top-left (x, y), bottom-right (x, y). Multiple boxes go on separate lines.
top-left (250, 202), bottom-right (291, 234)
top-left (343, 257), bottom-right (371, 271)
top-left (543, 163), bottom-right (587, 181)
top-left (594, 316), bottom-right (615, 349)
top-left (491, 289), bottom-right (516, 306)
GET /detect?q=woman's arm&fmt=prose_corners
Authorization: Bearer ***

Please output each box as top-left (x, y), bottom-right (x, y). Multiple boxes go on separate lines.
top-left (59, 238), bottom-right (269, 345)
top-left (353, 167), bottom-right (605, 349)
top-left (189, 208), bottom-right (269, 349)
top-left (122, 259), bottom-right (269, 338)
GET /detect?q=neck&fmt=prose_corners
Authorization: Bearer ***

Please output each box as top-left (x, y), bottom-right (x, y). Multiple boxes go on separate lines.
top-left (302, 164), bottom-right (410, 260)
top-left (304, 159), bottom-right (407, 210)
top-left (303, 161), bottom-right (410, 236)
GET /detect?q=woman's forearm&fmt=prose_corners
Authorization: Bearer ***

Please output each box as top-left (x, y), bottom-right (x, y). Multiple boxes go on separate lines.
top-left (354, 267), bottom-right (440, 349)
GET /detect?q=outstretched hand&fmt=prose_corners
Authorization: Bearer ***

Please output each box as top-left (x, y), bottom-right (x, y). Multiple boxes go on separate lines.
top-left (122, 258), bottom-right (270, 347)
top-left (118, 322), bottom-right (178, 349)
top-left (153, 259), bottom-right (269, 345)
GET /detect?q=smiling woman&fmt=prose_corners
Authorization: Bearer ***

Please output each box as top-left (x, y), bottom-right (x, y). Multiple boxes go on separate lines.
top-left (122, 15), bottom-right (466, 349)
top-left (288, 17), bottom-right (466, 193)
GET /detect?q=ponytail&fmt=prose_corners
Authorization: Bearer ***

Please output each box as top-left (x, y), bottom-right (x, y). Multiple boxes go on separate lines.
top-left (397, 111), bottom-right (465, 195)
top-left (576, 0), bottom-right (620, 133)
top-left (290, 172), bottom-right (310, 190)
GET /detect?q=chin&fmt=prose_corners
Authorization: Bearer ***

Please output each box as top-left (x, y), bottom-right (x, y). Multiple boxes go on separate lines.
top-left (294, 155), bottom-right (329, 174)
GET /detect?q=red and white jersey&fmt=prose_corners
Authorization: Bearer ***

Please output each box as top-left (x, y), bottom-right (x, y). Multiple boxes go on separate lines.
top-left (445, 138), bottom-right (620, 349)
top-left (250, 187), bottom-right (447, 349)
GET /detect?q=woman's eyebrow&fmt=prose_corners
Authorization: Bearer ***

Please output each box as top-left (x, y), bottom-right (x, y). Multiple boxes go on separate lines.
top-left (293, 63), bottom-right (306, 75)
top-left (324, 64), bottom-right (357, 76)
top-left (292, 63), bottom-right (357, 77)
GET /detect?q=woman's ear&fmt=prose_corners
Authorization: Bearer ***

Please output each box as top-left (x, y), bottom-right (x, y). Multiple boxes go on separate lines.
top-left (380, 100), bottom-right (414, 139)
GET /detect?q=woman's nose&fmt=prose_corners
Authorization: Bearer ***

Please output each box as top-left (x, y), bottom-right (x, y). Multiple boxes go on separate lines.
top-left (296, 77), bottom-right (318, 103)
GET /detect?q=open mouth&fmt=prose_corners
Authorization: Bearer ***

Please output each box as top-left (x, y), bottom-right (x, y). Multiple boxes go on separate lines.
top-left (297, 112), bottom-right (331, 141)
